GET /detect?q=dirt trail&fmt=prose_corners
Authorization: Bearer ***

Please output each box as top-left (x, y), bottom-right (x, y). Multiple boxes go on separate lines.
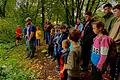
top-left (26, 43), bottom-right (60, 80)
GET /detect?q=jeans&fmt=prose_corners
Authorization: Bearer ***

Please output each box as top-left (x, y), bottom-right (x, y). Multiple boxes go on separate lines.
top-left (45, 31), bottom-right (50, 45)
top-left (91, 64), bottom-right (102, 80)
top-left (27, 40), bottom-right (35, 59)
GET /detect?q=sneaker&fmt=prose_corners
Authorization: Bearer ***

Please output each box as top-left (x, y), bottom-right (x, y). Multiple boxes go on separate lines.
top-left (26, 55), bottom-right (29, 58)
top-left (46, 54), bottom-right (49, 57)
top-left (102, 72), bottom-right (111, 80)
top-left (41, 49), bottom-right (48, 53)
top-left (47, 56), bottom-right (52, 59)
top-left (52, 58), bottom-right (56, 62)
top-left (56, 65), bottom-right (60, 71)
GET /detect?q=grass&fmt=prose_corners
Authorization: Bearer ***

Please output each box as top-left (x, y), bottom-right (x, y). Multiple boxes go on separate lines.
top-left (0, 44), bottom-right (36, 80)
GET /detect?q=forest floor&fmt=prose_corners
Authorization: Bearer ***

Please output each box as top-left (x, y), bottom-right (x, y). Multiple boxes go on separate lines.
top-left (26, 42), bottom-right (60, 80)
top-left (0, 40), bottom-right (60, 80)
top-left (0, 39), bottom-right (92, 80)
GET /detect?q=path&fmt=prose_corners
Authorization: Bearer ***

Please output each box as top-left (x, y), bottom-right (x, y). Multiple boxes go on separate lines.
top-left (26, 42), bottom-right (60, 80)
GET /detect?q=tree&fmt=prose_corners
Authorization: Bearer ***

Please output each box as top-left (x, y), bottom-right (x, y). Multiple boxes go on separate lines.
top-left (71, 0), bottom-right (75, 26)
top-left (41, 0), bottom-right (45, 30)
top-left (0, 0), bottom-right (8, 17)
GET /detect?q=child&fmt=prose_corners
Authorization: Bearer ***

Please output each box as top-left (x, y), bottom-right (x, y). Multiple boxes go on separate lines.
top-left (91, 21), bottom-right (112, 80)
top-left (52, 25), bottom-right (60, 61)
top-left (56, 24), bottom-right (68, 71)
top-left (60, 29), bottom-right (82, 80)
top-left (16, 25), bottom-right (22, 45)
top-left (36, 25), bottom-right (42, 51)
top-left (48, 28), bottom-right (55, 58)
top-left (60, 39), bottom-right (70, 80)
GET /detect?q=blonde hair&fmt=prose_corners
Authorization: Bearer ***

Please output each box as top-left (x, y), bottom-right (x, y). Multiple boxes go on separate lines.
top-left (62, 39), bottom-right (70, 48)
top-left (36, 25), bottom-right (40, 30)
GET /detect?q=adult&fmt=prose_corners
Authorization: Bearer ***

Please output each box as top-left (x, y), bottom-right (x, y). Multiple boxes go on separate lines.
top-left (109, 4), bottom-right (120, 80)
top-left (44, 21), bottom-right (51, 45)
top-left (81, 11), bottom-right (96, 71)
top-left (25, 17), bottom-right (36, 59)
top-left (75, 18), bottom-right (83, 32)
top-left (102, 3), bottom-right (116, 33)
top-left (44, 20), bottom-right (48, 40)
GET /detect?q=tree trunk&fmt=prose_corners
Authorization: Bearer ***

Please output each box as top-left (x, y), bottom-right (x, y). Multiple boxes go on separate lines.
top-left (0, 7), bottom-right (2, 17)
top-left (1, 0), bottom-right (8, 17)
top-left (93, 0), bottom-right (100, 15)
top-left (56, 14), bottom-right (59, 24)
top-left (76, 0), bottom-right (81, 24)
top-left (65, 0), bottom-right (70, 27)
top-left (34, 0), bottom-right (40, 23)
top-left (71, 0), bottom-right (74, 26)
top-left (41, 0), bottom-right (45, 30)
top-left (79, 0), bottom-right (85, 18)
top-left (89, 0), bottom-right (95, 11)
top-left (85, 0), bottom-right (91, 12)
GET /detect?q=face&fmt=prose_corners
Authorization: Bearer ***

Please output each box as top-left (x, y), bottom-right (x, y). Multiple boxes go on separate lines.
top-left (50, 29), bottom-right (54, 35)
top-left (26, 20), bottom-right (31, 25)
top-left (36, 26), bottom-right (39, 30)
top-left (85, 15), bottom-right (91, 22)
top-left (92, 24), bottom-right (101, 34)
top-left (113, 9), bottom-right (120, 18)
top-left (60, 28), bottom-right (66, 33)
top-left (55, 28), bottom-right (60, 33)
top-left (77, 18), bottom-right (80, 24)
top-left (103, 7), bottom-right (111, 15)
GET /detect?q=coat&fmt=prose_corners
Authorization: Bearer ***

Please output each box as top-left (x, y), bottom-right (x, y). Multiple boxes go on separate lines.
top-left (103, 13), bottom-right (116, 33)
top-left (109, 18), bottom-right (120, 53)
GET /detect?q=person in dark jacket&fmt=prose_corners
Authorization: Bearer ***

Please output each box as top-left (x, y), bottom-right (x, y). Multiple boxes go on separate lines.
top-left (81, 11), bottom-right (96, 71)
top-left (48, 28), bottom-right (55, 58)
top-left (25, 17), bottom-right (36, 59)
top-left (56, 24), bottom-right (68, 71)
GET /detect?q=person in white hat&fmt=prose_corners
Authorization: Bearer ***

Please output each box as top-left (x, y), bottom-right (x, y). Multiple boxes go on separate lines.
top-left (25, 17), bottom-right (36, 59)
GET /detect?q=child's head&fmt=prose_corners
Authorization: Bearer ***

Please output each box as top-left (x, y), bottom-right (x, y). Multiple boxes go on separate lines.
top-left (60, 24), bottom-right (67, 33)
top-left (54, 24), bottom-right (60, 33)
top-left (50, 28), bottom-right (55, 36)
top-left (62, 39), bottom-right (70, 49)
top-left (17, 25), bottom-right (21, 28)
top-left (92, 21), bottom-right (108, 35)
top-left (69, 28), bottom-right (80, 42)
top-left (36, 25), bottom-right (40, 30)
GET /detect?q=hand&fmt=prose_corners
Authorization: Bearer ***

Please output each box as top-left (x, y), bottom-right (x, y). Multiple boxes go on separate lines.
top-left (60, 69), bottom-right (64, 74)
top-left (97, 64), bottom-right (103, 71)
top-left (28, 37), bottom-right (31, 41)
top-left (97, 67), bottom-right (102, 72)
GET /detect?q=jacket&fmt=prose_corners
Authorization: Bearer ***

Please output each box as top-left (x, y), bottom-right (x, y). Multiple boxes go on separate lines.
top-left (64, 46), bottom-right (82, 77)
top-left (103, 12), bottom-right (116, 33)
top-left (109, 18), bottom-right (120, 53)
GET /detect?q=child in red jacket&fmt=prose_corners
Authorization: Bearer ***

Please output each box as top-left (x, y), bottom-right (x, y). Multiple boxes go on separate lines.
top-left (60, 39), bottom-right (70, 80)
top-left (16, 25), bottom-right (22, 45)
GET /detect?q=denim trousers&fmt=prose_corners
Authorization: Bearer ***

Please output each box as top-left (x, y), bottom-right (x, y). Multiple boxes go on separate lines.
top-left (45, 31), bottom-right (50, 45)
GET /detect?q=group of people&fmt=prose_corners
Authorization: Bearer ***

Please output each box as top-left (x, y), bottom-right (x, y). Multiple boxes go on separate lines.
top-left (44, 3), bottom-right (120, 80)
top-left (15, 3), bottom-right (120, 80)
top-left (16, 17), bottom-right (42, 59)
